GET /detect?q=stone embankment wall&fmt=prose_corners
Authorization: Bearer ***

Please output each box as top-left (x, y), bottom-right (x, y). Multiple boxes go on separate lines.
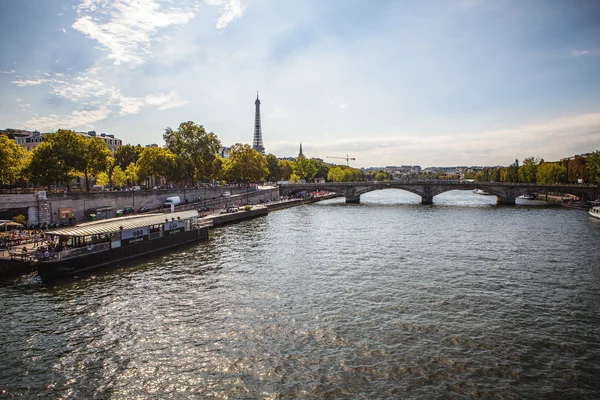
top-left (0, 187), bottom-right (280, 226)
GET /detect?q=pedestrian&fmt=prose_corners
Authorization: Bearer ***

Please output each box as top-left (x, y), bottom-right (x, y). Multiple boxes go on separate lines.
top-left (34, 234), bottom-right (39, 247)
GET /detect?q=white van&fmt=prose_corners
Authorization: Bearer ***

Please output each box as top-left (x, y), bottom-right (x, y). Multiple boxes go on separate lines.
top-left (163, 196), bottom-right (181, 208)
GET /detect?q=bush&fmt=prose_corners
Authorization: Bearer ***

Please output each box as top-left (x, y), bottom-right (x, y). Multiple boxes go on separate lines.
top-left (12, 214), bottom-right (27, 226)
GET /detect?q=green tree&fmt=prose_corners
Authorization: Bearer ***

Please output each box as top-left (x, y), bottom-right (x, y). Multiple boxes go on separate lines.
top-left (328, 166), bottom-right (361, 182)
top-left (586, 151), bottom-right (600, 185)
top-left (289, 173), bottom-right (300, 183)
top-left (0, 135), bottom-right (27, 189)
top-left (137, 147), bottom-right (181, 184)
top-left (293, 155), bottom-right (317, 182)
top-left (225, 143), bottom-right (268, 183)
top-left (95, 172), bottom-right (110, 187)
top-left (28, 130), bottom-right (83, 189)
top-left (506, 159), bottom-right (519, 182)
top-left (124, 162), bottom-right (139, 186)
top-left (375, 171), bottom-right (387, 181)
top-left (279, 160), bottom-right (294, 181)
top-left (24, 142), bottom-right (65, 190)
top-left (518, 156), bottom-right (539, 183)
top-left (163, 121), bottom-right (221, 184)
top-left (79, 136), bottom-right (112, 191)
top-left (114, 144), bottom-right (143, 170)
top-left (265, 154), bottom-right (282, 182)
top-left (537, 162), bottom-right (567, 184)
top-left (111, 166), bottom-right (127, 187)
top-left (312, 159), bottom-right (330, 181)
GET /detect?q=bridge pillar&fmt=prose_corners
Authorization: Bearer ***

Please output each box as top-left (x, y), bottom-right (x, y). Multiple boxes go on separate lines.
top-left (345, 195), bottom-right (361, 204)
top-left (421, 196), bottom-right (433, 205)
top-left (496, 196), bottom-right (516, 205)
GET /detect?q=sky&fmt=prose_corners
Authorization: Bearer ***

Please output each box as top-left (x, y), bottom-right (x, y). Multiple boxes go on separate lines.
top-left (1, 0), bottom-right (599, 168)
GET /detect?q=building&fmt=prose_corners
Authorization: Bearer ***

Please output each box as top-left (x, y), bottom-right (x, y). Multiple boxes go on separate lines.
top-left (252, 92), bottom-right (265, 154)
top-left (2, 128), bottom-right (122, 154)
top-left (82, 131), bottom-right (122, 154)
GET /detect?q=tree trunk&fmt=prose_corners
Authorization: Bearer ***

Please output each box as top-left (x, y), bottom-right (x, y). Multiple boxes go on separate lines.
top-left (85, 171), bottom-right (90, 192)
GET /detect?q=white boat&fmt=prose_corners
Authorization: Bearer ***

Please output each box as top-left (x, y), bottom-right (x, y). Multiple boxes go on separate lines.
top-left (589, 206), bottom-right (600, 219)
top-left (473, 189), bottom-right (492, 195)
top-left (518, 194), bottom-right (536, 200)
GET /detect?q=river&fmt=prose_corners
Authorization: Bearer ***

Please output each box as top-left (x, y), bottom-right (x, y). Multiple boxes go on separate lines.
top-left (1, 190), bottom-right (600, 399)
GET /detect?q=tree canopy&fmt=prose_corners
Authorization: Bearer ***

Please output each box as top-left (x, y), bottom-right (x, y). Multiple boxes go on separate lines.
top-left (225, 143), bottom-right (268, 183)
top-left (0, 135), bottom-right (27, 188)
top-left (163, 121), bottom-right (221, 183)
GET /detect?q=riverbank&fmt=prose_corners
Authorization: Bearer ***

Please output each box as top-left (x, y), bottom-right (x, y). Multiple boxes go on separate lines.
top-left (0, 194), bottom-right (341, 280)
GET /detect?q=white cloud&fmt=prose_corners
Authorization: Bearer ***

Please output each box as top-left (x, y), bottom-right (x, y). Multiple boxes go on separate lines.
top-left (303, 112), bottom-right (600, 166)
top-left (72, 0), bottom-right (198, 65)
top-left (144, 92), bottom-right (189, 110)
top-left (24, 107), bottom-right (112, 131)
top-left (205, 0), bottom-right (245, 30)
top-left (572, 49), bottom-right (591, 57)
top-left (12, 68), bottom-right (189, 125)
top-left (58, 28), bottom-right (67, 33)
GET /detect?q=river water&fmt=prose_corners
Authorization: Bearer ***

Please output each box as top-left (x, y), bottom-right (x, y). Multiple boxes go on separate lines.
top-left (1, 190), bottom-right (600, 399)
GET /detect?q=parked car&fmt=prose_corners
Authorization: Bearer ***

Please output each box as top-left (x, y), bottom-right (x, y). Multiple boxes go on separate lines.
top-left (222, 191), bottom-right (231, 197)
top-left (137, 205), bottom-right (151, 213)
top-left (163, 196), bottom-right (181, 208)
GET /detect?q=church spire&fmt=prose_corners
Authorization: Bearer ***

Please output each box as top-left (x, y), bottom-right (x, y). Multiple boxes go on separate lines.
top-left (299, 143), bottom-right (303, 157)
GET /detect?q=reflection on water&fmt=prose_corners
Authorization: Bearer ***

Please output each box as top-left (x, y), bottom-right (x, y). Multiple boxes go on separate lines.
top-left (1, 190), bottom-right (600, 398)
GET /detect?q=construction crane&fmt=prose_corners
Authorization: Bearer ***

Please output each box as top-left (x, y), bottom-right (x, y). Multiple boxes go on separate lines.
top-left (327, 154), bottom-right (356, 166)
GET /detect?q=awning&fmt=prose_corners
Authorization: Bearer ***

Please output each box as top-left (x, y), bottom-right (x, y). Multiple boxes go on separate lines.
top-left (46, 210), bottom-right (206, 237)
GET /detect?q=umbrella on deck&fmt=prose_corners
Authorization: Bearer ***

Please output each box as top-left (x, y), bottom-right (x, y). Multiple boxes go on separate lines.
top-left (1, 221), bottom-right (23, 231)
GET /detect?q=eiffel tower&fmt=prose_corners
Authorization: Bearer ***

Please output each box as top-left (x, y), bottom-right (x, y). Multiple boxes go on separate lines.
top-left (252, 92), bottom-right (265, 154)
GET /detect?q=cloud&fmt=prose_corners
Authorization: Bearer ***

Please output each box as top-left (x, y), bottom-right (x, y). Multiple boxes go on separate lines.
top-left (23, 107), bottom-right (112, 131)
top-left (144, 92), bottom-right (190, 110)
top-left (204, 0), bottom-right (245, 30)
top-left (292, 112), bottom-right (600, 167)
top-left (12, 68), bottom-right (189, 126)
top-left (1, 70), bottom-right (16, 74)
top-left (572, 49), bottom-right (591, 57)
top-left (72, 0), bottom-right (198, 65)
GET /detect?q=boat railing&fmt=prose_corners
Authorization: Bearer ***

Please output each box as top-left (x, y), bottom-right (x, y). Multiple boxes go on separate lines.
top-left (38, 242), bottom-right (111, 261)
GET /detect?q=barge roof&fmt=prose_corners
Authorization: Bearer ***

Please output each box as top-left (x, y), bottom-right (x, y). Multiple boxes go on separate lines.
top-left (46, 210), bottom-right (201, 237)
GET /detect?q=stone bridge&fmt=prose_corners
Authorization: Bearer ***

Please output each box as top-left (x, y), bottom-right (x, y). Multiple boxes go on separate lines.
top-left (279, 181), bottom-right (600, 205)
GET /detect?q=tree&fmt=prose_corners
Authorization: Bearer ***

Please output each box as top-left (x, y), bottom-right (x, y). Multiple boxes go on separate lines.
top-left (111, 166), bottom-right (127, 188)
top-left (79, 136), bottom-right (112, 191)
top-left (137, 147), bottom-right (181, 184)
top-left (125, 162), bottom-right (139, 186)
top-left (537, 162), bottom-right (566, 184)
top-left (0, 135), bottom-right (27, 189)
top-left (312, 159), bottom-right (330, 181)
top-left (27, 130), bottom-right (83, 189)
top-left (225, 143), bottom-right (268, 183)
top-left (114, 144), bottom-right (143, 170)
top-left (95, 172), bottom-right (109, 187)
top-left (586, 151), bottom-right (600, 185)
top-left (293, 155), bottom-right (317, 182)
top-left (163, 121), bottom-right (221, 184)
top-left (265, 154), bottom-right (282, 182)
top-left (328, 166), bottom-right (361, 182)
top-left (375, 171), bottom-right (387, 181)
top-left (506, 159), bottom-right (519, 182)
top-left (279, 160), bottom-right (294, 181)
top-left (23, 142), bottom-right (63, 190)
top-left (518, 156), bottom-right (539, 183)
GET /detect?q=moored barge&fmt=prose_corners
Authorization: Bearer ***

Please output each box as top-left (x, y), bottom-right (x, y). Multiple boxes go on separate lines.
top-left (36, 210), bottom-right (211, 279)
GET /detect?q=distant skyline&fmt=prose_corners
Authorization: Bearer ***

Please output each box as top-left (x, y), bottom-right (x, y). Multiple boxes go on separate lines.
top-left (1, 0), bottom-right (599, 167)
